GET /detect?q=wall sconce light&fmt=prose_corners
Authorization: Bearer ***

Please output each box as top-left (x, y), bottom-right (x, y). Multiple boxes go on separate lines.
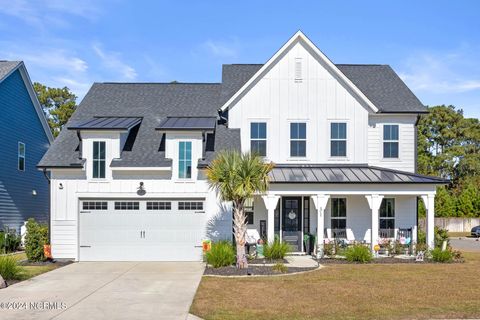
top-left (59, 183), bottom-right (64, 190)
top-left (32, 190), bottom-right (37, 196)
top-left (137, 181), bottom-right (146, 196)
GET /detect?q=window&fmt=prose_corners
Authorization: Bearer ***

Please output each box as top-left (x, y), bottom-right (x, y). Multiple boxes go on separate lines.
top-left (178, 201), bottom-right (203, 210)
top-left (383, 125), bottom-right (399, 158)
top-left (330, 123), bottom-right (347, 157)
top-left (114, 201), bottom-right (139, 210)
top-left (245, 198), bottom-right (254, 225)
top-left (303, 197), bottom-right (310, 234)
top-left (146, 201), bottom-right (171, 210)
top-left (92, 141), bottom-right (106, 178)
top-left (178, 141), bottom-right (192, 179)
top-left (380, 198), bottom-right (395, 230)
top-left (250, 122), bottom-right (267, 156)
top-left (18, 142), bottom-right (25, 171)
top-left (290, 122), bottom-right (306, 157)
top-left (331, 198), bottom-right (346, 229)
top-left (82, 201), bottom-right (108, 210)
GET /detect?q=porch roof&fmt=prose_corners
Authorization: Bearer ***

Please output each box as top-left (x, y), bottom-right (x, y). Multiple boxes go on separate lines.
top-left (269, 164), bottom-right (448, 184)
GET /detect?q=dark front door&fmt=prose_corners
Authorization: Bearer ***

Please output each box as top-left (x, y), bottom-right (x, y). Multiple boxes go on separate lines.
top-left (282, 197), bottom-right (302, 252)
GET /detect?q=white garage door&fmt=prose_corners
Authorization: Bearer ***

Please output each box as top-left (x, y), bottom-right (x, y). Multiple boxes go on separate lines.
top-left (79, 199), bottom-right (207, 261)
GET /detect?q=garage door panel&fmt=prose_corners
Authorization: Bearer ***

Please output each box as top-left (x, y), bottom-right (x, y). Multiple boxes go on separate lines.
top-left (79, 199), bottom-right (207, 261)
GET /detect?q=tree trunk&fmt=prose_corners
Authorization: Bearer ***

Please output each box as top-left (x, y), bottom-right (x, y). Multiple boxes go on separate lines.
top-left (232, 201), bottom-right (248, 269)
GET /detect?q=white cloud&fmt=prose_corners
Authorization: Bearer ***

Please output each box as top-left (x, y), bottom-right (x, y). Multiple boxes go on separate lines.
top-left (93, 44), bottom-right (137, 81)
top-left (202, 39), bottom-right (240, 58)
top-left (399, 48), bottom-right (480, 94)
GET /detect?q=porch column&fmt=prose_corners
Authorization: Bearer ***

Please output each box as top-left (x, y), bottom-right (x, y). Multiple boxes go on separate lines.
top-left (365, 194), bottom-right (384, 253)
top-left (311, 194), bottom-right (330, 257)
top-left (261, 195), bottom-right (280, 244)
top-left (421, 194), bottom-right (435, 249)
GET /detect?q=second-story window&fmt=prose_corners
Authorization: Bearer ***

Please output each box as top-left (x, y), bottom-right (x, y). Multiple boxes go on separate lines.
top-left (330, 123), bottom-right (347, 157)
top-left (18, 142), bottom-right (25, 171)
top-left (250, 122), bottom-right (266, 157)
top-left (179, 141), bottom-right (192, 179)
top-left (383, 125), bottom-right (399, 158)
top-left (92, 141), bottom-right (106, 178)
top-left (290, 122), bottom-right (306, 157)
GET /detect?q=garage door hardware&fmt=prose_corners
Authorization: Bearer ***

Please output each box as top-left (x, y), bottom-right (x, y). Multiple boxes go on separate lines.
top-left (140, 231), bottom-right (146, 238)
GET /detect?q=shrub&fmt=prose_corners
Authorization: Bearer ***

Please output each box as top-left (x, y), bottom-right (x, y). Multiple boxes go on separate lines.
top-left (417, 229), bottom-right (426, 245)
top-left (205, 241), bottom-right (235, 268)
top-left (345, 244), bottom-right (372, 263)
top-left (430, 248), bottom-right (453, 263)
top-left (272, 263), bottom-right (288, 273)
top-left (434, 227), bottom-right (449, 248)
top-left (0, 256), bottom-right (21, 280)
top-left (24, 219), bottom-right (49, 262)
top-left (264, 239), bottom-right (290, 260)
top-left (0, 230), bottom-right (21, 254)
top-left (323, 242), bottom-right (334, 256)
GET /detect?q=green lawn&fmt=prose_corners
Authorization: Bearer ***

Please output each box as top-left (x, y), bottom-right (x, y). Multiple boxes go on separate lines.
top-left (191, 252), bottom-right (480, 320)
top-left (1, 252), bottom-right (60, 282)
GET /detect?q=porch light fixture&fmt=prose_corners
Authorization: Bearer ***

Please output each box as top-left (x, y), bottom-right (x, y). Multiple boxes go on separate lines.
top-left (32, 190), bottom-right (37, 196)
top-left (137, 181), bottom-right (146, 196)
top-left (58, 183), bottom-right (64, 190)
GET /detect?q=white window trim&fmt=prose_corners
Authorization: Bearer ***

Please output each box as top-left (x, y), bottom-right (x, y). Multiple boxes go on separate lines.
top-left (18, 142), bottom-right (25, 171)
top-left (289, 121), bottom-right (307, 158)
top-left (250, 121), bottom-right (267, 157)
top-left (382, 124), bottom-right (400, 160)
top-left (329, 122), bottom-right (348, 158)
top-left (178, 140), bottom-right (193, 181)
top-left (92, 140), bottom-right (107, 180)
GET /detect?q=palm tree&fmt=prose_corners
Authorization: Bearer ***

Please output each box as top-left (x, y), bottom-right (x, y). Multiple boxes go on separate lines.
top-left (206, 151), bottom-right (274, 269)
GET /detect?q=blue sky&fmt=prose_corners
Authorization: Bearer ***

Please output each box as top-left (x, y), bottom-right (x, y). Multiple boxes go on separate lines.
top-left (0, 0), bottom-right (479, 118)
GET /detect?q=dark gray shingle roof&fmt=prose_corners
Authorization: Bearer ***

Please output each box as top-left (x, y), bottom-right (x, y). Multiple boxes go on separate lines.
top-left (269, 164), bottom-right (447, 184)
top-left (38, 83), bottom-right (241, 168)
top-left (157, 116), bottom-right (216, 131)
top-left (336, 64), bottom-right (427, 113)
top-left (0, 61), bottom-right (21, 81)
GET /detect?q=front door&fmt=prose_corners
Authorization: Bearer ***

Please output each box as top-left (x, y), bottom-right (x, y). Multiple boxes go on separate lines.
top-left (282, 197), bottom-right (302, 252)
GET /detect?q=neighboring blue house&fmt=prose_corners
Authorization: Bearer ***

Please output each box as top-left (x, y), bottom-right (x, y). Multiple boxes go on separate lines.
top-left (0, 61), bottom-right (53, 232)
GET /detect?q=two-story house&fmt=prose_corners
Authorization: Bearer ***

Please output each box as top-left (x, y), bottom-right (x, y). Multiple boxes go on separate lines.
top-left (0, 61), bottom-right (53, 232)
top-left (38, 32), bottom-right (446, 261)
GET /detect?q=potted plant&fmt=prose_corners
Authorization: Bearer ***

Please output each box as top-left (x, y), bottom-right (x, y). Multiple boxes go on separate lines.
top-left (379, 238), bottom-right (391, 256)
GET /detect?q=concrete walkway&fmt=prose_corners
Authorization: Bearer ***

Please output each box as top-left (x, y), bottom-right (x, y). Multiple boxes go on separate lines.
top-left (0, 262), bottom-right (205, 320)
top-left (286, 255), bottom-right (319, 268)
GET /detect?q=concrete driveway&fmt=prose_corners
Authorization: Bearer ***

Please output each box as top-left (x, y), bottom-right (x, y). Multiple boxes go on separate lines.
top-left (0, 262), bottom-right (204, 320)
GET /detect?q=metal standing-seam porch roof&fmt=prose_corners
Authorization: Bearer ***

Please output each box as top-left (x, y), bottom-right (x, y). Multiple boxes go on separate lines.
top-left (269, 164), bottom-right (448, 184)
top-left (68, 117), bottom-right (143, 130)
top-left (156, 116), bottom-right (217, 131)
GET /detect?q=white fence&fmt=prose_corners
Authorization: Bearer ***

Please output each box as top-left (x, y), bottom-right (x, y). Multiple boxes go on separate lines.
top-left (419, 218), bottom-right (480, 232)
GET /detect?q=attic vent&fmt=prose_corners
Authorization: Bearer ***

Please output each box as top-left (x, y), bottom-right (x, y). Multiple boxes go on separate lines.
top-left (295, 58), bottom-right (302, 82)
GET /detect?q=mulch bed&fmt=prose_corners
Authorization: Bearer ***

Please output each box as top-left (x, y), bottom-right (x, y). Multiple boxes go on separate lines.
top-left (17, 259), bottom-right (73, 267)
top-left (248, 258), bottom-right (288, 264)
top-left (204, 265), bottom-right (317, 276)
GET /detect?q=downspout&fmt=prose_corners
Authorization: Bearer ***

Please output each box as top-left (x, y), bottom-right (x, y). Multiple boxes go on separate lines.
top-left (42, 168), bottom-right (52, 247)
top-left (76, 130), bottom-right (82, 159)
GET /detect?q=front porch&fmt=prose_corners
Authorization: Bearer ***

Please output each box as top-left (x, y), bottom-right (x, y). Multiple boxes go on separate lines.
top-left (249, 193), bottom-right (431, 255)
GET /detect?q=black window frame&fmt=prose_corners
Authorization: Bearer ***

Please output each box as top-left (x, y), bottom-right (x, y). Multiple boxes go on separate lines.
top-left (82, 201), bottom-right (108, 210)
top-left (146, 201), bottom-right (172, 210)
top-left (18, 142), bottom-right (26, 171)
top-left (178, 201), bottom-right (204, 211)
top-left (379, 198), bottom-right (395, 230)
top-left (331, 198), bottom-right (347, 229)
top-left (114, 201), bottom-right (140, 210)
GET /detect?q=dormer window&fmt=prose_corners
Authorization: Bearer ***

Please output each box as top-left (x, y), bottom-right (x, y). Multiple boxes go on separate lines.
top-left (179, 141), bottom-right (192, 179)
top-left (92, 141), bottom-right (106, 178)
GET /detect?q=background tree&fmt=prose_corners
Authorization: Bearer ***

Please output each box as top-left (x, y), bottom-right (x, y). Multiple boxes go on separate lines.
top-left (33, 82), bottom-right (77, 137)
top-left (206, 151), bottom-right (273, 269)
top-left (417, 105), bottom-right (480, 217)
